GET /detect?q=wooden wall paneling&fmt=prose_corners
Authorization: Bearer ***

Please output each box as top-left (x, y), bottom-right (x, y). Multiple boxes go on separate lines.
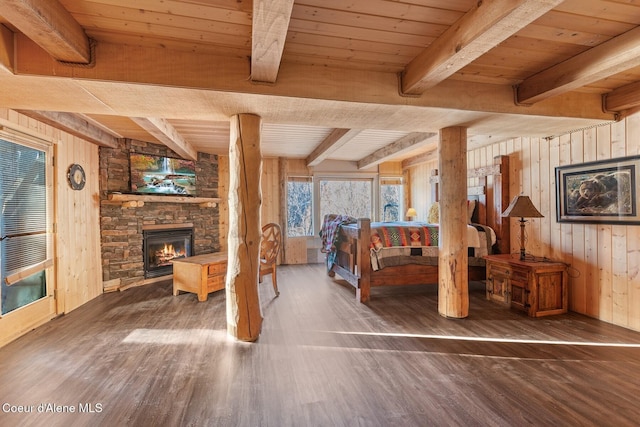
top-left (611, 120), bottom-right (628, 326)
top-left (558, 134), bottom-right (574, 288)
top-left (626, 115), bottom-right (640, 330)
top-left (403, 167), bottom-right (410, 220)
top-left (285, 237), bottom-right (307, 265)
top-left (483, 146), bottom-right (494, 233)
top-left (88, 138), bottom-right (102, 300)
top-left (529, 137), bottom-right (544, 256)
top-left (378, 161), bottom-right (402, 175)
top-left (582, 127), bottom-right (599, 317)
top-left (286, 158), bottom-right (310, 175)
top-left (538, 137), bottom-right (551, 258)
top-left (544, 135), bottom-right (554, 260)
top-left (87, 138), bottom-right (102, 302)
top-left (467, 147), bottom-right (475, 170)
top-left (56, 132), bottom-right (102, 313)
top-left (218, 155), bottom-right (229, 252)
top-left (58, 133), bottom-right (73, 313)
top-left (499, 140), bottom-right (508, 156)
top-left (261, 158), bottom-right (280, 225)
top-left (75, 135), bottom-right (93, 308)
top-left (279, 157), bottom-right (288, 264)
top-left (569, 131), bottom-right (586, 313)
top-left (409, 163), bottom-right (431, 220)
top-left (409, 164), bottom-right (417, 216)
top-left (547, 136), bottom-right (562, 261)
top-left (612, 221), bottom-right (629, 326)
top-left (596, 125), bottom-right (613, 323)
top-left (508, 138), bottom-right (522, 255)
top-left (417, 162), bottom-right (431, 220)
top-left (67, 134), bottom-right (81, 311)
top-left (407, 165), bottom-right (417, 218)
top-left (520, 137), bottom-right (534, 255)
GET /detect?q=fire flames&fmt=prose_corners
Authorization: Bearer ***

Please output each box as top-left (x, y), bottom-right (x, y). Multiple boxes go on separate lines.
top-left (153, 243), bottom-right (184, 266)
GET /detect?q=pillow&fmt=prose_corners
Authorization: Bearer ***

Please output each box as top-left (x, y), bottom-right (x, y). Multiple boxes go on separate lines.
top-left (467, 199), bottom-right (477, 223)
top-left (427, 202), bottom-right (439, 224)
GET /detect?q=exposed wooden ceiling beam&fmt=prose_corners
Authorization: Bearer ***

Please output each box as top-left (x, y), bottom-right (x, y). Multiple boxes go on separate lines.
top-left (357, 132), bottom-right (437, 170)
top-left (10, 35), bottom-right (614, 122)
top-left (0, 25), bottom-right (14, 72)
top-left (0, 0), bottom-right (90, 63)
top-left (16, 110), bottom-right (120, 148)
top-left (131, 117), bottom-right (198, 161)
top-left (402, 148), bottom-right (438, 169)
top-left (517, 26), bottom-right (640, 105)
top-left (75, 113), bottom-right (124, 138)
top-left (603, 80), bottom-right (640, 113)
top-left (251, 0), bottom-right (294, 83)
top-left (306, 129), bottom-right (361, 167)
top-left (401, 0), bottom-right (562, 95)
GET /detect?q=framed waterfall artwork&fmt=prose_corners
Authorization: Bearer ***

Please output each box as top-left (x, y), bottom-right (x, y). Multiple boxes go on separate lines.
top-left (556, 155), bottom-right (640, 225)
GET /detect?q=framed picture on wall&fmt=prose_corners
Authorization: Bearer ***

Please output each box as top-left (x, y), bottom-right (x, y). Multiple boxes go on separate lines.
top-left (556, 155), bottom-right (640, 224)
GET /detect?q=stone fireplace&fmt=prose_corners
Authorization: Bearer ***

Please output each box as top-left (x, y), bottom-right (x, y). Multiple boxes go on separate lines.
top-left (99, 139), bottom-right (221, 291)
top-left (143, 225), bottom-right (194, 278)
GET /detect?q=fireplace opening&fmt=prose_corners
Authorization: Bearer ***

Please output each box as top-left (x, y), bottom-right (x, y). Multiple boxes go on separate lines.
top-left (143, 227), bottom-right (194, 278)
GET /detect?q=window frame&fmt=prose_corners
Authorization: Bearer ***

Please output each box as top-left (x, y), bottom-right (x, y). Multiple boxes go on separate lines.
top-left (286, 175), bottom-right (314, 237)
top-left (313, 173), bottom-right (379, 235)
top-left (0, 131), bottom-right (55, 319)
top-left (379, 175), bottom-right (404, 222)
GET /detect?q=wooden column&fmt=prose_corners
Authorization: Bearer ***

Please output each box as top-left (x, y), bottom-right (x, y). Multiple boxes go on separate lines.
top-left (226, 113), bottom-right (263, 341)
top-left (278, 157), bottom-right (287, 263)
top-left (438, 126), bottom-right (468, 318)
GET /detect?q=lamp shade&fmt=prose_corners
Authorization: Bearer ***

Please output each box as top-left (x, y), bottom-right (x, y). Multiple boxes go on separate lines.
top-left (501, 195), bottom-right (543, 218)
top-left (406, 207), bottom-right (417, 217)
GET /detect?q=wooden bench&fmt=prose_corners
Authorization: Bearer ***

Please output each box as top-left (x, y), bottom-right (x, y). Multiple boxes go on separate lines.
top-left (172, 252), bottom-right (227, 302)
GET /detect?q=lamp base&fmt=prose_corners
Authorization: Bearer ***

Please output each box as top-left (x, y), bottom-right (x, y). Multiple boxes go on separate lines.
top-left (519, 218), bottom-right (527, 261)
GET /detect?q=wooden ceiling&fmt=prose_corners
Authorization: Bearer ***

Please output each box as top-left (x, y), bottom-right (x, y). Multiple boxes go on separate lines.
top-left (1, 0), bottom-right (640, 166)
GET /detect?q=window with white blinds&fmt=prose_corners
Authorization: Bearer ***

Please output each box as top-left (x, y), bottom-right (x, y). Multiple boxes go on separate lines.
top-left (0, 138), bottom-right (48, 315)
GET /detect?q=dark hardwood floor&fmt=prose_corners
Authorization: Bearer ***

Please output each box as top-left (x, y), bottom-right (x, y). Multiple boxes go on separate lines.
top-left (1, 264), bottom-right (640, 426)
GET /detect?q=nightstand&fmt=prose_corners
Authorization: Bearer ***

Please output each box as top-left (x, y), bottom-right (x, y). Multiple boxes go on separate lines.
top-left (485, 254), bottom-right (568, 317)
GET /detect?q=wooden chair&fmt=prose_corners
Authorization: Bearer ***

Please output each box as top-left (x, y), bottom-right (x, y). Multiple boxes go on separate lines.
top-left (259, 223), bottom-right (282, 297)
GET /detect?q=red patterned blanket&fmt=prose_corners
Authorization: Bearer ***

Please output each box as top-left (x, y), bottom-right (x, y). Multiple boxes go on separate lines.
top-left (369, 222), bottom-right (439, 250)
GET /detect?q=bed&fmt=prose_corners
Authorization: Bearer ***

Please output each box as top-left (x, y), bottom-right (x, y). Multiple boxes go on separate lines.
top-left (321, 155), bottom-right (510, 302)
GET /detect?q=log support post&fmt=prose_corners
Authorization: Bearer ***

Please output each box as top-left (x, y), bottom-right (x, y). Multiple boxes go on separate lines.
top-left (226, 113), bottom-right (263, 341)
top-left (438, 126), bottom-right (469, 318)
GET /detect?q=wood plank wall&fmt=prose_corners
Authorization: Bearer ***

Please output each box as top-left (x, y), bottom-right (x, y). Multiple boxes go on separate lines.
top-left (261, 158), bottom-right (281, 225)
top-left (409, 114), bottom-right (640, 332)
top-left (55, 124), bottom-right (102, 312)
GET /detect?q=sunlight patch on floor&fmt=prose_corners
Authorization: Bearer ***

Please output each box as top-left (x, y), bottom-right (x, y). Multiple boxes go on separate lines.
top-left (122, 328), bottom-right (229, 344)
top-left (328, 330), bottom-right (640, 348)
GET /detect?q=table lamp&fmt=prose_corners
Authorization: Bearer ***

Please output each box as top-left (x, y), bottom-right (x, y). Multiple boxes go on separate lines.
top-left (501, 195), bottom-right (543, 260)
top-left (406, 207), bottom-right (417, 221)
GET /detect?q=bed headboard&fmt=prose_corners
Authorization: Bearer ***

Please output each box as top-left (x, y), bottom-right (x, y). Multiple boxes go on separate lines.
top-left (428, 155), bottom-right (510, 254)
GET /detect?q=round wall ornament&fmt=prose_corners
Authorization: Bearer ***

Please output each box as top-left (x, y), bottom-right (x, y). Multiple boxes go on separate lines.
top-left (67, 163), bottom-right (86, 190)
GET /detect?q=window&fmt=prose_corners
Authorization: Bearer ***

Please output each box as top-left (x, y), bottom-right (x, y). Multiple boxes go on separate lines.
top-left (287, 176), bottom-right (313, 237)
top-left (0, 139), bottom-right (48, 315)
top-left (318, 178), bottom-right (373, 222)
top-left (380, 176), bottom-right (403, 222)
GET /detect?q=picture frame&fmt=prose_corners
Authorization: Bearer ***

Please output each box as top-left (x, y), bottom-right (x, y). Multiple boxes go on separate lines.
top-left (556, 155), bottom-right (640, 225)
